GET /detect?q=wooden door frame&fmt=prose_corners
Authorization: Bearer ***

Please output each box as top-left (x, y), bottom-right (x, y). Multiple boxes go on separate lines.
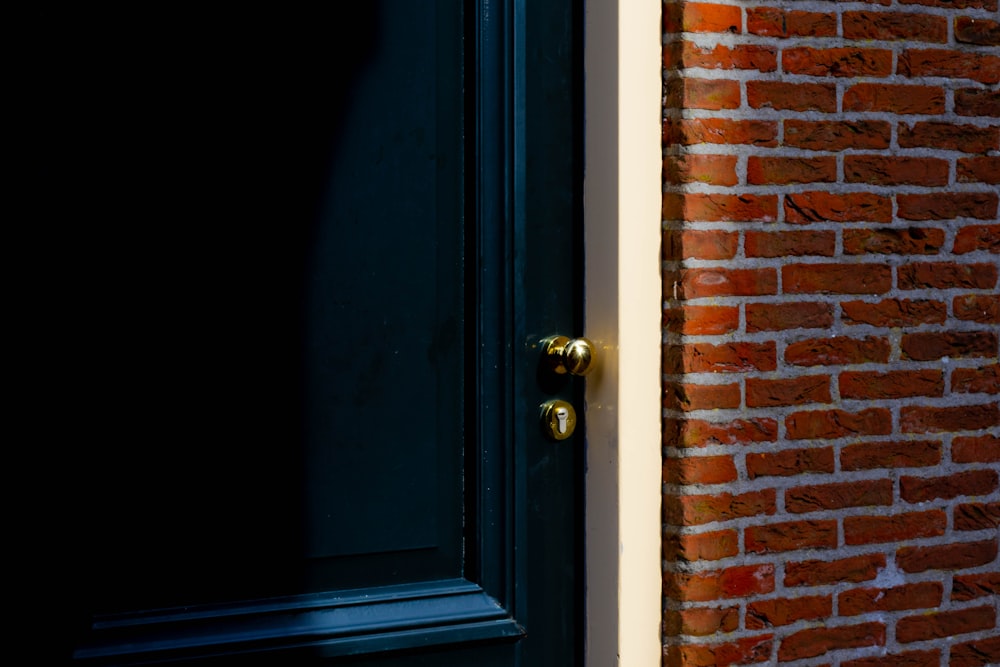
top-left (583, 1), bottom-right (663, 665)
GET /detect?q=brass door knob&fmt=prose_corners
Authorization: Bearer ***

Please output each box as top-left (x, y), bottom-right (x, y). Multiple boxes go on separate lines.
top-left (541, 335), bottom-right (596, 376)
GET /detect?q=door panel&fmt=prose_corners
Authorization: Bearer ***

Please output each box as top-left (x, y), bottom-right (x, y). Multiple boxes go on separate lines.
top-left (28, 2), bottom-right (583, 664)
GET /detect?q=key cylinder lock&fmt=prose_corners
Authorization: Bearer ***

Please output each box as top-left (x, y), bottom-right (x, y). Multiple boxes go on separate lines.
top-left (540, 399), bottom-right (577, 441)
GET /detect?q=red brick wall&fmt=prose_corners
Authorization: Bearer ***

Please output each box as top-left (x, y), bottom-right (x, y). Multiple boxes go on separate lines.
top-left (661, 1), bottom-right (999, 664)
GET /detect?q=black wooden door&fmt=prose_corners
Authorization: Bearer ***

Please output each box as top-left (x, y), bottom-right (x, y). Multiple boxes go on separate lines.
top-left (29, 2), bottom-right (584, 666)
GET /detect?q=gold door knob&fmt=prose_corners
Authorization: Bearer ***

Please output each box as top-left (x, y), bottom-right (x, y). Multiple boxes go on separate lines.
top-left (541, 335), bottom-right (597, 376)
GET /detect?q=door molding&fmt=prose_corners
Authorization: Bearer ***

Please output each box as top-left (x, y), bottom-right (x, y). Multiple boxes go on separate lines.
top-left (584, 1), bottom-right (663, 665)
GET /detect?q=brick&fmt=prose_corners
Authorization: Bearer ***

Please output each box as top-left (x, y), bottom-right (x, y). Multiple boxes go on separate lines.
top-left (746, 595), bottom-right (831, 629)
top-left (954, 294), bottom-right (1000, 323)
top-left (747, 302), bottom-right (833, 332)
top-left (899, 262), bottom-right (998, 290)
top-left (663, 454), bottom-right (739, 485)
top-left (953, 434), bottom-right (1000, 463)
top-left (664, 77), bottom-right (740, 110)
top-left (664, 563), bottom-right (775, 602)
top-left (958, 156), bottom-right (1000, 184)
top-left (670, 267), bottom-right (778, 299)
top-left (674, 42), bottom-right (778, 72)
top-left (785, 191), bottom-right (891, 224)
top-left (747, 81), bottom-right (836, 112)
top-left (662, 192), bottom-right (778, 222)
top-left (901, 331), bottom-right (998, 360)
top-left (746, 375), bottom-right (831, 407)
top-left (897, 606), bottom-right (996, 643)
top-left (842, 650), bottom-right (941, 667)
top-left (663, 228), bottom-right (738, 260)
top-left (952, 572), bottom-right (1000, 601)
top-left (785, 554), bottom-right (885, 587)
top-left (663, 154), bottom-right (738, 186)
top-left (899, 49), bottom-right (1000, 85)
top-left (839, 582), bottom-right (943, 616)
top-left (901, 470), bottom-right (998, 503)
top-left (951, 636), bottom-right (1000, 667)
top-left (953, 223), bottom-right (1000, 253)
top-left (955, 88), bottom-right (1000, 117)
top-left (662, 2), bottom-right (682, 33)
top-left (845, 155), bottom-right (948, 187)
top-left (841, 440), bottom-right (942, 470)
top-left (666, 118), bottom-right (778, 147)
top-left (664, 635), bottom-right (773, 667)
top-left (784, 47), bottom-right (892, 78)
top-left (783, 263), bottom-right (892, 295)
top-left (663, 305), bottom-right (740, 335)
top-left (900, 0), bottom-right (996, 8)
top-left (681, 2), bottom-right (741, 33)
top-left (787, 408), bottom-right (892, 441)
top-left (745, 520), bottom-right (838, 553)
top-left (955, 16), bottom-right (1000, 45)
top-left (952, 363), bottom-right (1000, 394)
top-left (955, 502), bottom-right (1000, 531)
top-left (663, 606), bottom-right (738, 637)
top-left (746, 230), bottom-right (835, 258)
top-left (844, 83), bottom-right (945, 115)
top-left (747, 7), bottom-right (836, 37)
top-left (778, 622), bottom-right (885, 662)
top-left (663, 529), bottom-right (739, 562)
top-left (897, 192), bottom-right (999, 220)
top-left (843, 227), bottom-right (944, 255)
top-left (843, 11), bottom-right (947, 42)
top-left (898, 121), bottom-right (1000, 154)
top-left (839, 369), bottom-right (944, 400)
top-left (898, 539), bottom-right (998, 573)
top-left (747, 447), bottom-right (835, 479)
top-left (842, 299), bottom-right (946, 327)
top-left (663, 490), bottom-right (776, 526)
top-left (785, 335), bottom-right (891, 366)
top-left (786, 479), bottom-right (892, 514)
top-left (844, 510), bottom-right (947, 545)
top-left (747, 156), bottom-right (837, 185)
top-left (664, 342), bottom-right (777, 375)
top-left (664, 381), bottom-right (742, 412)
top-left (901, 403), bottom-right (1000, 433)
top-left (784, 120), bottom-right (890, 151)
top-left (666, 417), bottom-right (778, 448)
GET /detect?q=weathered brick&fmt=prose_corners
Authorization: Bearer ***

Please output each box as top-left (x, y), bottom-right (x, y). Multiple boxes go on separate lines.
top-left (664, 381), bottom-right (742, 412)
top-left (953, 223), bottom-right (1000, 253)
top-left (681, 2), bottom-right (741, 33)
top-left (670, 267), bottom-right (778, 299)
top-left (787, 408), bottom-right (893, 440)
top-left (673, 42), bottom-right (778, 72)
top-left (663, 529), bottom-right (739, 562)
top-left (662, 228), bottom-right (737, 260)
top-left (958, 156), bottom-right (1000, 184)
top-left (783, 263), bottom-right (892, 295)
top-left (901, 403), bottom-right (1000, 433)
top-left (951, 636), bottom-right (1000, 667)
top-left (899, 48), bottom-right (1000, 85)
top-left (664, 563), bottom-right (776, 602)
top-left (786, 479), bottom-right (892, 513)
top-left (745, 520), bottom-right (838, 553)
top-left (663, 192), bottom-right (778, 222)
top-left (898, 539), bottom-right (998, 573)
top-left (747, 81), bottom-right (837, 112)
top-left (664, 77), bottom-right (741, 110)
top-left (839, 369), bottom-right (944, 400)
top-left (841, 440), bottom-right (942, 470)
top-left (778, 622), bottom-right (885, 662)
top-left (953, 434), bottom-right (1000, 463)
top-left (843, 227), bottom-right (944, 255)
top-left (839, 582), bottom-right (943, 616)
top-left (899, 262), bottom-right (998, 290)
top-left (666, 417), bottom-right (778, 448)
top-left (955, 502), bottom-right (1000, 531)
top-left (785, 336), bottom-right (891, 366)
top-left (784, 120), bottom-right (890, 151)
top-left (844, 510), bottom-right (947, 545)
top-left (955, 88), bottom-right (1000, 117)
top-left (955, 16), bottom-right (1000, 45)
top-left (664, 341), bottom-right (777, 374)
top-left (785, 554), bottom-right (885, 587)
top-left (663, 606), bottom-right (739, 637)
top-left (663, 154), bottom-right (738, 186)
top-left (663, 304), bottom-right (739, 335)
top-left (664, 635), bottom-right (773, 667)
top-left (897, 606), bottom-right (996, 643)
top-left (898, 121), bottom-right (1000, 154)
top-left (663, 490), bottom-right (777, 526)
top-left (665, 118), bottom-right (778, 146)
top-left (954, 294), bottom-right (1000, 323)
top-left (785, 191), bottom-right (892, 224)
top-left (841, 299), bottom-right (946, 327)
top-left (844, 11), bottom-right (947, 42)
top-left (747, 7), bottom-right (836, 37)
top-left (746, 302), bottom-right (834, 332)
top-left (747, 156), bottom-right (837, 185)
top-left (784, 47), bottom-right (892, 77)
top-left (897, 192), bottom-right (999, 220)
top-left (952, 572), bottom-right (1000, 601)
top-left (901, 331), bottom-right (998, 360)
top-left (842, 650), bottom-right (941, 667)
top-left (747, 375), bottom-right (831, 407)
top-left (746, 595), bottom-right (831, 629)
top-left (845, 155), bottom-right (949, 186)
top-left (663, 453), bottom-right (739, 485)
top-left (747, 447), bottom-right (835, 479)
top-left (901, 470), bottom-right (998, 503)
top-left (952, 364), bottom-right (1000, 394)
top-left (844, 83), bottom-right (945, 115)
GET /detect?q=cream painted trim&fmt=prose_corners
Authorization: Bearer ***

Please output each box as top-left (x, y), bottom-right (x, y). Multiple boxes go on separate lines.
top-left (584, 1), bottom-right (662, 666)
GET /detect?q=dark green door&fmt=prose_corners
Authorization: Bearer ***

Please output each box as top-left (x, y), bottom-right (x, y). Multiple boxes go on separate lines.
top-left (37, 2), bottom-right (584, 665)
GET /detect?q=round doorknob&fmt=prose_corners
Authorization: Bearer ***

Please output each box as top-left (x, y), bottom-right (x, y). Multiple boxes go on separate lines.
top-left (541, 335), bottom-right (597, 376)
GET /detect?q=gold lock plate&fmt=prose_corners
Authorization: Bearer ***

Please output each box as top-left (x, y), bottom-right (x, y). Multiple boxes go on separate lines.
top-left (540, 399), bottom-right (577, 441)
